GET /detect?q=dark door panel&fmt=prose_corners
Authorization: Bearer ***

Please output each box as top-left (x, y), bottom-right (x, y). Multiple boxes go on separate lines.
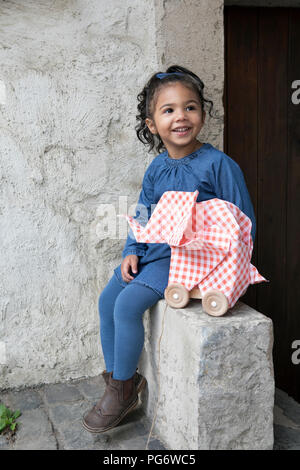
top-left (224, 6), bottom-right (300, 402)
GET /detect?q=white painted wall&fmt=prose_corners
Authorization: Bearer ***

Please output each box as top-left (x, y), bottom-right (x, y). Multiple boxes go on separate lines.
top-left (0, 0), bottom-right (224, 389)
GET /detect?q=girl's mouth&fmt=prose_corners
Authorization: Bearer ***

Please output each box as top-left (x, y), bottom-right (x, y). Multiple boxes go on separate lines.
top-left (172, 127), bottom-right (191, 136)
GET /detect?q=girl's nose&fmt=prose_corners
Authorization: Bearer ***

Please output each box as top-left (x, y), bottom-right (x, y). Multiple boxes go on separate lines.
top-left (174, 108), bottom-right (186, 120)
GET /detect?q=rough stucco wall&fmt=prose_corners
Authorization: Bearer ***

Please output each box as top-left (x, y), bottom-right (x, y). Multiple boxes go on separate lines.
top-left (0, 0), bottom-right (225, 389)
top-left (0, 0), bottom-right (158, 389)
top-left (154, 0), bottom-right (224, 149)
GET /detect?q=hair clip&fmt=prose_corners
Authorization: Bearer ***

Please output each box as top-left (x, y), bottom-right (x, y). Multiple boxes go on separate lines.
top-left (156, 72), bottom-right (185, 79)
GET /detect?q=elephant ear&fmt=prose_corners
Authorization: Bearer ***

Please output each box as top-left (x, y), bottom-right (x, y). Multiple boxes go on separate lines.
top-left (250, 264), bottom-right (268, 284)
top-left (119, 190), bottom-right (199, 245)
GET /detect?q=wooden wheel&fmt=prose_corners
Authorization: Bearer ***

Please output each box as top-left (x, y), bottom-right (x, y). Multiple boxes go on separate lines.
top-left (202, 290), bottom-right (229, 316)
top-left (164, 283), bottom-right (190, 308)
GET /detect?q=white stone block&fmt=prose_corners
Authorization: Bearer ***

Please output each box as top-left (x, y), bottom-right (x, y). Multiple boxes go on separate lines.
top-left (139, 299), bottom-right (274, 450)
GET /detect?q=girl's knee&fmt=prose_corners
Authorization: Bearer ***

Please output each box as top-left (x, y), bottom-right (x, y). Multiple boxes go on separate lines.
top-left (113, 291), bottom-right (137, 322)
top-left (113, 284), bottom-right (160, 322)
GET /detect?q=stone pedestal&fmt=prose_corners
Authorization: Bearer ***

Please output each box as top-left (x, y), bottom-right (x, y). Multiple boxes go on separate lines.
top-left (139, 299), bottom-right (274, 450)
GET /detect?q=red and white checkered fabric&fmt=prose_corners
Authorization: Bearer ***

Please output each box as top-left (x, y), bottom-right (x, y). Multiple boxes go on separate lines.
top-left (119, 190), bottom-right (267, 309)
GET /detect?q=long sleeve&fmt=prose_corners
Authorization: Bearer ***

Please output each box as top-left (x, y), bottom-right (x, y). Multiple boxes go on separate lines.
top-left (122, 165), bottom-right (154, 259)
top-left (211, 154), bottom-right (256, 243)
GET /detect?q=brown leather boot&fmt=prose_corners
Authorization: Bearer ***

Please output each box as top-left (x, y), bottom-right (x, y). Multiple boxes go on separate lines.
top-left (82, 372), bottom-right (142, 433)
top-left (101, 369), bottom-right (146, 394)
top-left (101, 370), bottom-right (112, 384)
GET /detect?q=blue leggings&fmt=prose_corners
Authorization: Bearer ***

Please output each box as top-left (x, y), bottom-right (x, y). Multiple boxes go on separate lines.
top-left (98, 274), bottom-right (162, 380)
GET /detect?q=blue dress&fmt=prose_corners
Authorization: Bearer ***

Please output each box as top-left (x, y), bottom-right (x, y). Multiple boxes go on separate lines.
top-left (114, 142), bottom-right (256, 298)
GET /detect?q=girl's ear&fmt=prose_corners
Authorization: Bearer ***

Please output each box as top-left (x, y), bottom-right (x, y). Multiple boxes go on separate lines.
top-left (145, 117), bottom-right (157, 135)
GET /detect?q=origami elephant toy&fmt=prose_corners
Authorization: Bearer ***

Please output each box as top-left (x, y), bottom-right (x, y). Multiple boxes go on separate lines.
top-left (119, 190), bottom-right (267, 316)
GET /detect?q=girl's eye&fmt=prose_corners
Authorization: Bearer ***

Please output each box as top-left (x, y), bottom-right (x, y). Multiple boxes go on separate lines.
top-left (163, 106), bottom-right (196, 114)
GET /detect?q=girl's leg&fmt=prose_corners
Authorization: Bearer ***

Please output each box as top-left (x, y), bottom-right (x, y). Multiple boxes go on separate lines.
top-left (82, 281), bottom-right (161, 433)
top-left (112, 282), bottom-right (162, 380)
top-left (98, 274), bottom-right (124, 373)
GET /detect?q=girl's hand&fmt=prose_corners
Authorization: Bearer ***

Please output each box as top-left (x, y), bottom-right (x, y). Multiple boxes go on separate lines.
top-left (121, 255), bottom-right (139, 282)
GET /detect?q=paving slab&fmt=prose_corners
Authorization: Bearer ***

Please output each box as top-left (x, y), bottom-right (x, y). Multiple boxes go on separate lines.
top-left (48, 400), bottom-right (89, 427)
top-left (8, 388), bottom-right (43, 411)
top-left (273, 388), bottom-right (300, 450)
top-left (75, 376), bottom-right (107, 401)
top-left (42, 382), bottom-right (84, 405)
top-left (10, 408), bottom-right (58, 450)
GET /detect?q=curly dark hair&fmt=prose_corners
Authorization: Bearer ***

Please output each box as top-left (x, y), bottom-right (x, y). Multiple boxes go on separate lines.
top-left (135, 65), bottom-right (214, 154)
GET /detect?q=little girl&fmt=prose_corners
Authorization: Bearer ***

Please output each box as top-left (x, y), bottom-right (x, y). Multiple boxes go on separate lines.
top-left (82, 65), bottom-right (256, 433)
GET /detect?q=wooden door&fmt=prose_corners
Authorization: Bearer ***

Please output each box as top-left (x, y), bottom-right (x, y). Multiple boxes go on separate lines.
top-left (224, 6), bottom-right (300, 402)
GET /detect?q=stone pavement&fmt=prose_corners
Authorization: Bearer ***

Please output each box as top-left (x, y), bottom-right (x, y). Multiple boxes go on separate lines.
top-left (0, 374), bottom-right (300, 450)
top-left (0, 374), bottom-right (167, 450)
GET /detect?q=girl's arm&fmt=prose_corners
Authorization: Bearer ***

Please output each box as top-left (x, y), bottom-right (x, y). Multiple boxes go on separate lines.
top-left (122, 167), bottom-right (154, 259)
top-left (211, 154), bottom-right (256, 243)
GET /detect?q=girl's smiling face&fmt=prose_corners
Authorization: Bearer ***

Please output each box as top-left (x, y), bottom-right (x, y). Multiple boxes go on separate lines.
top-left (145, 81), bottom-right (205, 159)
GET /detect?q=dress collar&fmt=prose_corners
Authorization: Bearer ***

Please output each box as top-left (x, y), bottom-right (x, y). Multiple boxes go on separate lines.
top-left (163, 143), bottom-right (211, 166)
